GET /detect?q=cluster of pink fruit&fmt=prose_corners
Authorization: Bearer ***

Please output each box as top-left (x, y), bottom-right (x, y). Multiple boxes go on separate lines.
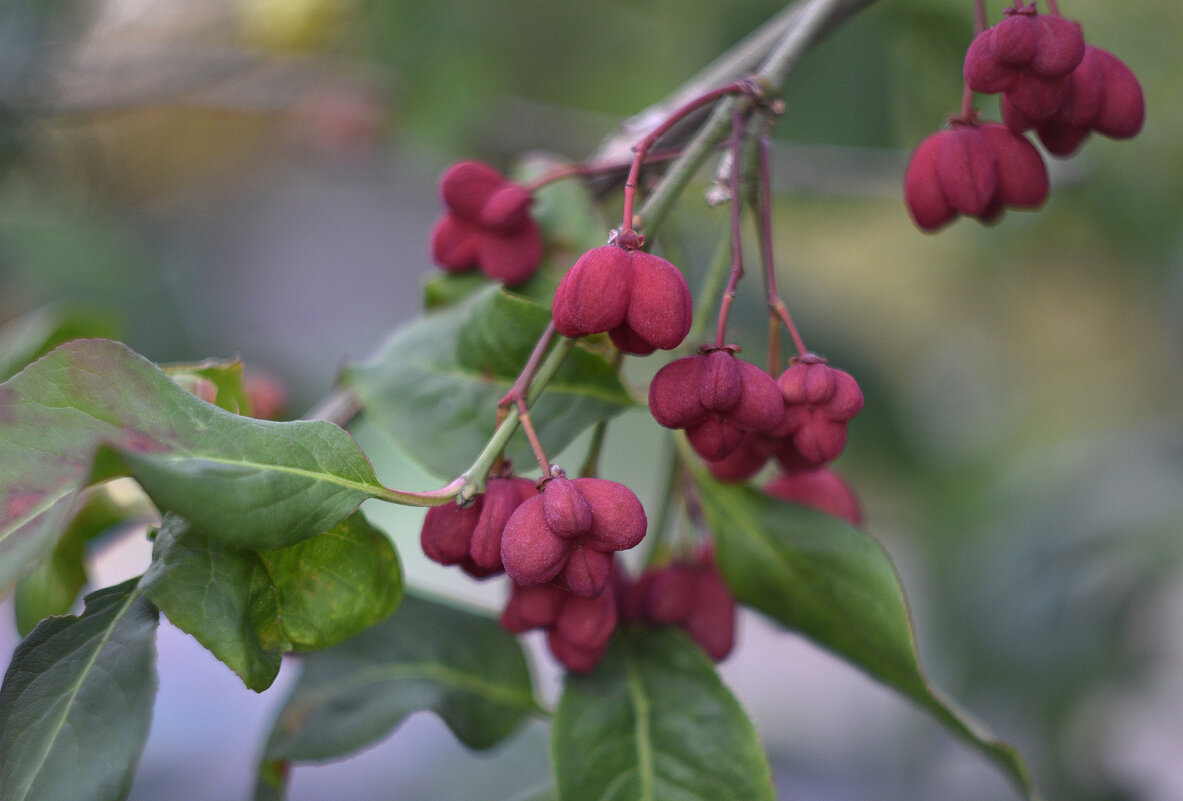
top-left (649, 348), bottom-right (864, 525)
top-left (423, 151), bottom-right (866, 670)
top-left (904, 1), bottom-right (1143, 232)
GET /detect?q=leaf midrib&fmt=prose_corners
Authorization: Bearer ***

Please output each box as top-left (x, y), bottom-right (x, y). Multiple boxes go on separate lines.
top-left (129, 454), bottom-right (383, 498)
top-left (11, 586), bottom-right (140, 801)
top-left (625, 645), bottom-right (655, 801)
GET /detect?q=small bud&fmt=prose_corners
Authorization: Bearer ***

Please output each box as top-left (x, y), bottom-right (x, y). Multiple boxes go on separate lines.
top-left (620, 251), bottom-right (693, 353)
top-left (554, 585), bottom-right (618, 650)
top-left (990, 11), bottom-right (1040, 67)
top-left (644, 566), bottom-right (696, 624)
top-left (477, 223), bottom-right (544, 286)
top-left (469, 476), bottom-right (534, 571)
top-left (978, 123), bottom-right (1048, 207)
top-left (687, 417), bottom-right (746, 461)
top-left (561, 546), bottom-right (614, 599)
top-left (421, 498), bottom-right (483, 565)
top-left (430, 216), bottom-right (481, 271)
top-left (479, 183), bottom-right (533, 232)
top-left (500, 496), bottom-right (569, 585)
top-left (1029, 14), bottom-right (1085, 78)
top-left (699, 349), bottom-right (743, 412)
top-left (440, 161), bottom-right (505, 220)
top-left (1090, 47), bottom-right (1144, 139)
top-left (903, 132), bottom-right (957, 231)
top-left (542, 476), bottom-right (594, 539)
top-left (552, 246), bottom-right (634, 337)
top-left (937, 126), bottom-right (998, 217)
top-left (574, 478), bottom-right (647, 552)
top-left (683, 564), bottom-right (736, 661)
top-left (766, 467), bottom-right (863, 526)
top-left (500, 582), bottom-right (566, 633)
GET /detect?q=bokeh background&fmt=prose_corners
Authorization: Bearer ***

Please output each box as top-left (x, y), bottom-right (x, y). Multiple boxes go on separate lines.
top-left (1, 0), bottom-right (1180, 799)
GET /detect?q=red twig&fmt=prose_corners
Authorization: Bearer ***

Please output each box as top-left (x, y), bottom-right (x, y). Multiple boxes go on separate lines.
top-left (757, 133), bottom-right (807, 361)
top-left (525, 148), bottom-right (684, 193)
top-left (714, 110), bottom-right (749, 348)
top-left (621, 80), bottom-right (759, 234)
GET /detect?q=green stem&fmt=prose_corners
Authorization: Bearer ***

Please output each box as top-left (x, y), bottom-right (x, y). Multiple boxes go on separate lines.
top-left (640, 437), bottom-right (683, 568)
top-left (459, 337), bottom-right (578, 499)
top-left (369, 477), bottom-right (467, 507)
top-left (686, 231), bottom-right (736, 348)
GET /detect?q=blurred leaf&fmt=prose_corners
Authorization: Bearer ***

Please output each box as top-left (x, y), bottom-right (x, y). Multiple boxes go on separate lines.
top-left (264, 594), bottom-right (537, 761)
top-left (348, 286), bottom-right (633, 478)
top-left (552, 627), bottom-right (774, 801)
top-left (690, 468), bottom-right (1042, 801)
top-left (0, 305), bottom-right (120, 381)
top-left (141, 512), bottom-right (402, 692)
top-left (0, 579), bottom-right (159, 801)
top-left (13, 481), bottom-right (152, 636)
top-left (251, 758), bottom-right (288, 801)
top-left (423, 271), bottom-right (491, 310)
top-left (513, 153), bottom-right (606, 255)
top-left (162, 358), bottom-right (252, 416)
top-left (0, 339), bottom-right (392, 593)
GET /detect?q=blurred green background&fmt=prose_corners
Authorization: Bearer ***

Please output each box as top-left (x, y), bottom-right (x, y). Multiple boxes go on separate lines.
top-left (1, 0), bottom-right (1180, 800)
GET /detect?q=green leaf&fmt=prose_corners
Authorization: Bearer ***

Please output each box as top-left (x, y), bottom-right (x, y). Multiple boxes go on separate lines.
top-left (255, 511), bottom-right (404, 652)
top-left (13, 482), bottom-right (152, 636)
top-left (140, 516), bottom-right (282, 691)
top-left (552, 627), bottom-right (774, 801)
top-left (690, 470), bottom-right (1043, 801)
top-left (348, 286), bottom-right (633, 478)
top-left (264, 594), bottom-right (537, 761)
top-left (0, 339), bottom-right (391, 591)
top-left (0, 579), bottom-right (160, 801)
top-left (162, 358), bottom-right (252, 416)
top-left (141, 512), bottom-right (403, 692)
top-left (252, 758), bottom-right (289, 801)
top-left (423, 271), bottom-right (491, 310)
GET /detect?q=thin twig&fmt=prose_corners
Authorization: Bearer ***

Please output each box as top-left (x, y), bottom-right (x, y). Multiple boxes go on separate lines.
top-left (633, 0), bottom-right (882, 241)
top-left (714, 110), bottom-right (749, 347)
top-left (757, 132), bottom-right (807, 359)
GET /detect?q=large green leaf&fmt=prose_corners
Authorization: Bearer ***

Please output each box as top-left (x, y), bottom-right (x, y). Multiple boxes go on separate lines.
top-left (690, 469), bottom-right (1042, 801)
top-left (263, 594), bottom-right (538, 763)
top-left (0, 339), bottom-right (392, 591)
top-left (552, 627), bottom-right (774, 801)
top-left (0, 579), bottom-right (160, 801)
top-left (347, 287), bottom-right (633, 478)
top-left (141, 512), bottom-right (403, 692)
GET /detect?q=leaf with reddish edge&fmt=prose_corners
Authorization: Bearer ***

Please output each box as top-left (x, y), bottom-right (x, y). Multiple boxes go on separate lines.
top-left (687, 464), bottom-right (1044, 801)
top-left (0, 339), bottom-right (395, 592)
